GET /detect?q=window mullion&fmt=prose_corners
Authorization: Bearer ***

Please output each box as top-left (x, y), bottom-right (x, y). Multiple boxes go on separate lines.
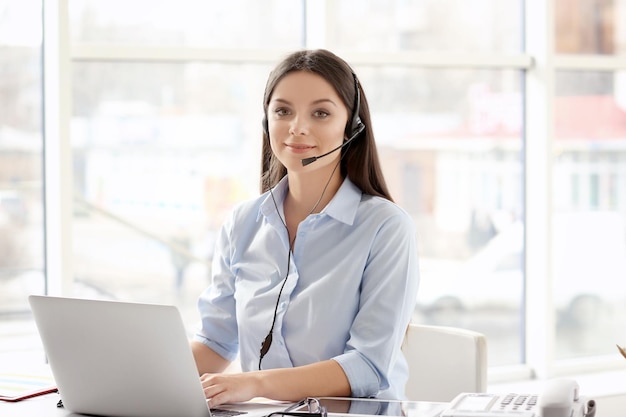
top-left (43, 0), bottom-right (73, 296)
top-left (524, 0), bottom-right (556, 378)
top-left (304, 0), bottom-right (327, 48)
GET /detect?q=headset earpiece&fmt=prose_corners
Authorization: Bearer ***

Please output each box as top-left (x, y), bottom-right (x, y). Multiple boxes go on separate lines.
top-left (349, 73), bottom-right (364, 138)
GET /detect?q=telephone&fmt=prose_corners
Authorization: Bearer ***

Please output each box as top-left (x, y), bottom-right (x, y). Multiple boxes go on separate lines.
top-left (441, 378), bottom-right (596, 417)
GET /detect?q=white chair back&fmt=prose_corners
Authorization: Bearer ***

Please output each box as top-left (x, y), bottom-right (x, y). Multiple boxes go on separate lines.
top-left (401, 323), bottom-right (488, 402)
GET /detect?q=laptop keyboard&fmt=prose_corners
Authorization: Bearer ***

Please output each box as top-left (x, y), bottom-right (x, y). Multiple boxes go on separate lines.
top-left (211, 408), bottom-right (248, 417)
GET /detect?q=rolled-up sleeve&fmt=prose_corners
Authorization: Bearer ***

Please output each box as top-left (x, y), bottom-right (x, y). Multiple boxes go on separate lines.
top-left (333, 351), bottom-right (381, 397)
top-left (193, 214), bottom-right (240, 362)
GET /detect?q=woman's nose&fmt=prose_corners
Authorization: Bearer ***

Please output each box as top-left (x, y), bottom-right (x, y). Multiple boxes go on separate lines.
top-left (289, 116), bottom-right (309, 135)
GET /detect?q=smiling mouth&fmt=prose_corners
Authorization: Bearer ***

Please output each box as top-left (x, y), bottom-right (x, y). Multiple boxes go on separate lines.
top-left (286, 143), bottom-right (314, 152)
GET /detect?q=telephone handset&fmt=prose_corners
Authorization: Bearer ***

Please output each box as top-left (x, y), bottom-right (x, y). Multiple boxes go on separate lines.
top-left (441, 378), bottom-right (596, 417)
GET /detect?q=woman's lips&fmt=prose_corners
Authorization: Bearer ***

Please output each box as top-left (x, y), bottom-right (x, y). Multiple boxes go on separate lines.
top-left (285, 143), bottom-right (315, 154)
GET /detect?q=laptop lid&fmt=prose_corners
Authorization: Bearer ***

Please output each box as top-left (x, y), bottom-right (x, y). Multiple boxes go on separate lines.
top-left (29, 295), bottom-right (211, 417)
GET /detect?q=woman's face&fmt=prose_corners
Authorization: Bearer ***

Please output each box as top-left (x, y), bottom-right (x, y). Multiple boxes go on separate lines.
top-left (267, 71), bottom-right (349, 173)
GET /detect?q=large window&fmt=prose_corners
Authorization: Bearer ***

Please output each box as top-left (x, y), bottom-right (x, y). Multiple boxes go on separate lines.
top-left (67, 0), bottom-right (527, 367)
top-left (1, 0), bottom-right (625, 387)
top-left (551, 0), bottom-right (626, 361)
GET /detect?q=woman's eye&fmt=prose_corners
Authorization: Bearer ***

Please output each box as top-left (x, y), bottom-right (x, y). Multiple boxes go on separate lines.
top-left (274, 108), bottom-right (289, 116)
top-left (313, 110), bottom-right (329, 118)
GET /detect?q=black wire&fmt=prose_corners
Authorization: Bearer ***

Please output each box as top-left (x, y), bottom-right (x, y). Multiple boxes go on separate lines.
top-left (258, 239), bottom-right (291, 370)
top-left (258, 149), bottom-right (346, 370)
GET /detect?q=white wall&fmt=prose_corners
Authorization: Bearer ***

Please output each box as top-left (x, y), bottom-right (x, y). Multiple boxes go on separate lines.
top-left (594, 394), bottom-right (626, 417)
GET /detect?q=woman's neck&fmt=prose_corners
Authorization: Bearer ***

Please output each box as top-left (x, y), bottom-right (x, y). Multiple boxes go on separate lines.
top-left (286, 170), bottom-right (343, 216)
top-left (282, 168), bottom-right (344, 248)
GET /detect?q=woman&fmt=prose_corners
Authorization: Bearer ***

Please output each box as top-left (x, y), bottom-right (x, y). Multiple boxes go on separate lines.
top-left (191, 49), bottom-right (419, 406)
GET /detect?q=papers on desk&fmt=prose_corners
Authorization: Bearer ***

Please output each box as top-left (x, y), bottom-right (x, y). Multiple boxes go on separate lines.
top-left (0, 373), bottom-right (57, 402)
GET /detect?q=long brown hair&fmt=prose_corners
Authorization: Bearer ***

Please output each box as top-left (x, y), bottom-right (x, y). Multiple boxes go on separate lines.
top-left (260, 49), bottom-right (393, 202)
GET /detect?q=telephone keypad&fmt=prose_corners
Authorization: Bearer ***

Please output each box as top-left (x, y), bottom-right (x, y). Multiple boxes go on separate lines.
top-left (498, 394), bottom-right (539, 412)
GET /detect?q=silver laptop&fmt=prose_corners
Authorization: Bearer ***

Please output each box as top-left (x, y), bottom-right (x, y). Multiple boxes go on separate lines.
top-left (28, 295), bottom-right (284, 417)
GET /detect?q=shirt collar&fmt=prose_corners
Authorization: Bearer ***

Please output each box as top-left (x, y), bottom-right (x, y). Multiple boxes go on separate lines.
top-left (258, 176), bottom-right (362, 226)
top-left (258, 176), bottom-right (289, 222)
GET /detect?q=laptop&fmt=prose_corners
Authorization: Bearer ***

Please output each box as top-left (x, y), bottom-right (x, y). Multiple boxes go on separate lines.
top-left (28, 295), bottom-right (286, 417)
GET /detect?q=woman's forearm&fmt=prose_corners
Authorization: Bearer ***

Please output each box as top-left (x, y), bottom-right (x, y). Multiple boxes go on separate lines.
top-left (256, 359), bottom-right (351, 401)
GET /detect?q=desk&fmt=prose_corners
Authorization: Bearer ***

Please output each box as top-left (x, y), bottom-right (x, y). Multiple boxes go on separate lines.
top-left (1, 393), bottom-right (448, 417)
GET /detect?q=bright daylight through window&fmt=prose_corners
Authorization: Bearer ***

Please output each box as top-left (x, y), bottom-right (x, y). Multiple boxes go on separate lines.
top-left (1, 0), bottom-right (625, 382)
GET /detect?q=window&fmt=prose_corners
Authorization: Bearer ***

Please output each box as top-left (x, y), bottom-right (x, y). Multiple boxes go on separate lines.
top-left (324, 0), bottom-right (521, 53)
top-left (1, 0), bottom-right (625, 386)
top-left (553, 70), bottom-right (626, 359)
top-left (69, 0), bottom-right (304, 48)
top-left (67, 2), bottom-right (527, 367)
top-left (551, 0), bottom-right (626, 362)
top-left (70, 61), bottom-right (271, 324)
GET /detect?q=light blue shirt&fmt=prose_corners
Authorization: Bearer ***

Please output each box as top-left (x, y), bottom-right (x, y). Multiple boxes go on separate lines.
top-left (194, 176), bottom-right (420, 399)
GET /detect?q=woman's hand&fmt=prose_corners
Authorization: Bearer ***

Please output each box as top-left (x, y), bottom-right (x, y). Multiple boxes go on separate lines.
top-left (200, 372), bottom-right (262, 407)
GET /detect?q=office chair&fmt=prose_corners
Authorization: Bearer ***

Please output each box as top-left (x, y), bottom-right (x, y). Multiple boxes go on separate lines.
top-left (401, 323), bottom-right (488, 402)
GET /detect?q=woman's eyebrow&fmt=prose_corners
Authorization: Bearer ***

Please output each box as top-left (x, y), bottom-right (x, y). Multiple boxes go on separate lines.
top-left (311, 98), bottom-right (338, 107)
top-left (270, 98), bottom-right (292, 106)
top-left (270, 97), bottom-right (338, 107)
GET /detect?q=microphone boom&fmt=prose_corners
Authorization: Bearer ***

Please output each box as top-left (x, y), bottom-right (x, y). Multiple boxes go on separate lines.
top-left (300, 123), bottom-right (364, 167)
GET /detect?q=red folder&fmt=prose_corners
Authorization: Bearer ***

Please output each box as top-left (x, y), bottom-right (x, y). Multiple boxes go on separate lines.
top-left (0, 373), bottom-right (58, 402)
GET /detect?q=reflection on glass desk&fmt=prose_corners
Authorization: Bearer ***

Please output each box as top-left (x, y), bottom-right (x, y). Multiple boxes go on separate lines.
top-left (1, 394), bottom-right (447, 417)
top-left (293, 397), bottom-right (446, 417)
